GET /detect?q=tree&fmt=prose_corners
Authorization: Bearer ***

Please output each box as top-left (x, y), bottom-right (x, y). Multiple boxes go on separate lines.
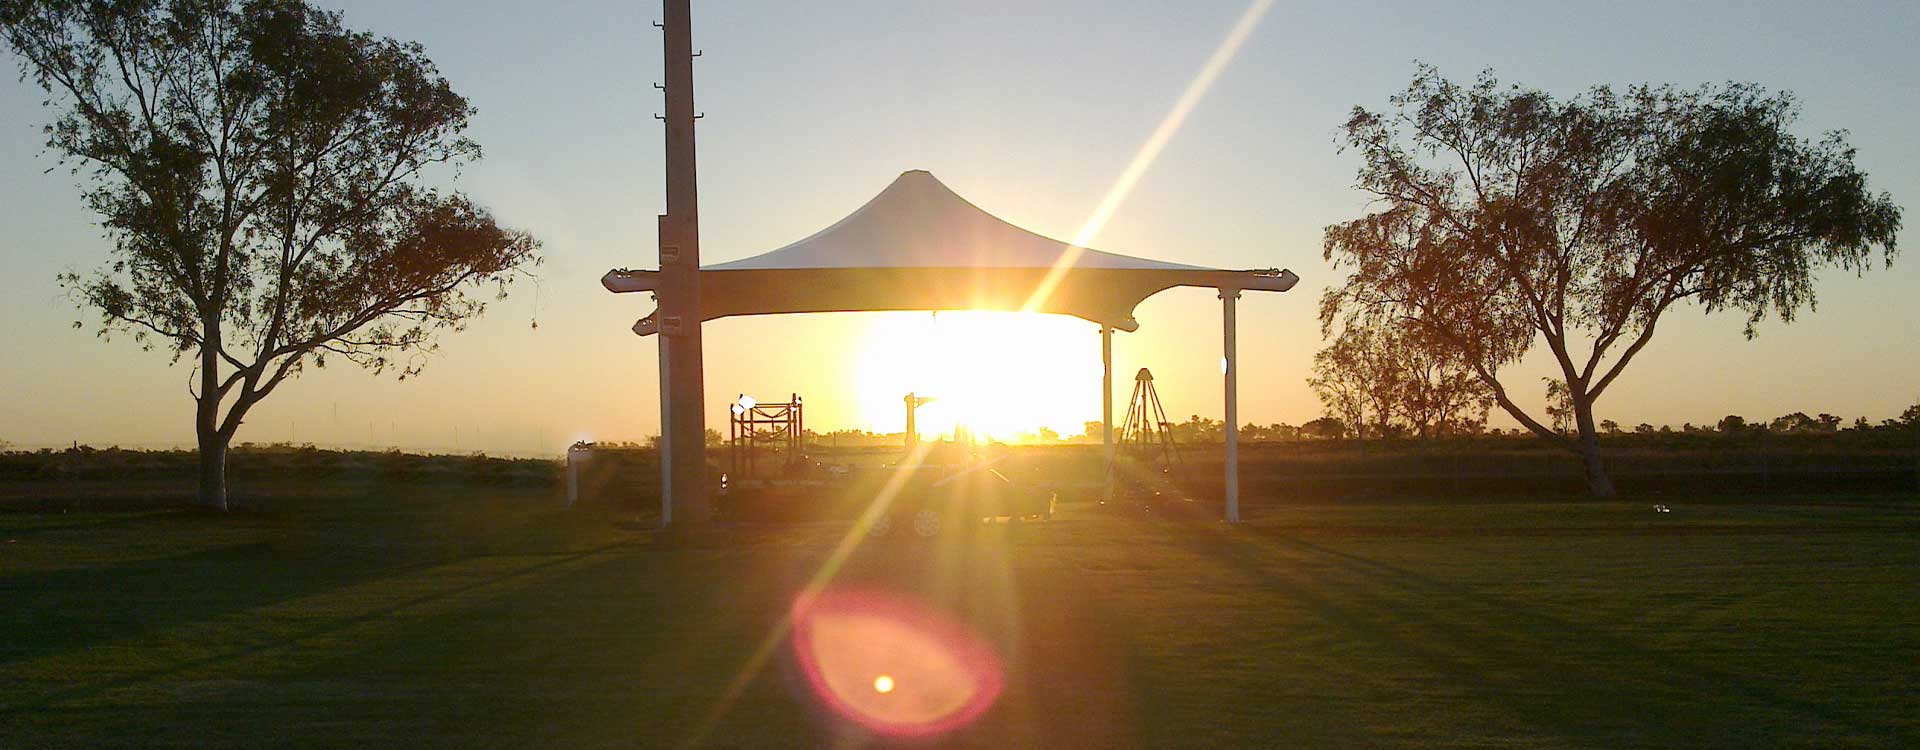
top-left (1306, 325), bottom-right (1379, 438)
top-left (1599, 419), bottom-right (1620, 434)
top-left (1301, 416), bottom-right (1347, 440)
top-left (1892, 400), bottom-right (1920, 428)
top-left (1718, 415), bottom-right (1750, 434)
top-left (1322, 66), bottom-right (1900, 496)
top-left (3, 1), bottom-right (539, 509)
top-left (1310, 318), bottom-right (1493, 439)
top-left (1396, 327), bottom-right (1495, 438)
top-left (1543, 378), bottom-right (1573, 434)
top-left (1173, 414), bottom-right (1224, 444)
top-left (1769, 412), bottom-right (1818, 432)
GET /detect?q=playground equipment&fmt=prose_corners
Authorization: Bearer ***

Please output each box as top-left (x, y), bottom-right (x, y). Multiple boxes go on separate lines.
top-left (710, 392), bottom-right (1052, 536)
top-left (729, 393), bottom-right (804, 479)
top-left (1118, 368), bottom-right (1180, 468)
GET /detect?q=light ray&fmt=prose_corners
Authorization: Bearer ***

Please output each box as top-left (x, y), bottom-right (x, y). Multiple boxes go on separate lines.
top-left (1021, 0), bottom-right (1278, 313)
top-left (680, 439), bottom-right (938, 747)
top-left (688, 2), bottom-right (1278, 739)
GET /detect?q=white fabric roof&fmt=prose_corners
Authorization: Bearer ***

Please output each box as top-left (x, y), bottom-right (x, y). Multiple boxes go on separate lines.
top-left (708, 170), bottom-right (1213, 272)
top-left (605, 170), bottom-right (1296, 333)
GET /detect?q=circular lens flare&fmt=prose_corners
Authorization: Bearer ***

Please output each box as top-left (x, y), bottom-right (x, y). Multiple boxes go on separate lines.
top-left (790, 588), bottom-right (1003, 739)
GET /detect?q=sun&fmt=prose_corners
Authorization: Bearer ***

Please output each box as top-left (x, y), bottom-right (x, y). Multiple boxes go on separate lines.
top-left (852, 311), bottom-right (1099, 442)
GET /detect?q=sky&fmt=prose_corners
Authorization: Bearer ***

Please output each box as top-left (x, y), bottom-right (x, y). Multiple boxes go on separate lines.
top-left (2, 0), bottom-right (1917, 455)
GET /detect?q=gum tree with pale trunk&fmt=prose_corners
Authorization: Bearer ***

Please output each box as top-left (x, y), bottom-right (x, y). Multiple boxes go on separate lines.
top-left (1322, 66), bottom-right (1900, 496)
top-left (3, 0), bottom-right (539, 509)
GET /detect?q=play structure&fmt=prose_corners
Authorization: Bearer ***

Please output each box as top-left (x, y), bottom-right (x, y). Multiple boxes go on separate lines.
top-left (608, 1), bottom-right (1298, 527)
top-left (710, 388), bottom-right (1054, 536)
top-left (728, 393), bottom-right (804, 479)
top-left (1118, 368), bottom-right (1180, 468)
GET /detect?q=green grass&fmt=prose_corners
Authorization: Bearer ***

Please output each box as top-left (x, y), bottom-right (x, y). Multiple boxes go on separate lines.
top-left (2, 481), bottom-right (1916, 748)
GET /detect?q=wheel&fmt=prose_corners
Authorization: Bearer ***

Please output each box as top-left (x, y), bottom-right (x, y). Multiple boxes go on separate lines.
top-left (912, 508), bottom-right (942, 538)
top-left (868, 512), bottom-right (894, 538)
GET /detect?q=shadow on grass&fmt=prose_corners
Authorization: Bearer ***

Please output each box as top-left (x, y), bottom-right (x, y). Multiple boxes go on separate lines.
top-left (0, 541), bottom-right (381, 668)
top-left (0, 538), bottom-right (637, 719)
top-left (1154, 519), bottom-right (1871, 746)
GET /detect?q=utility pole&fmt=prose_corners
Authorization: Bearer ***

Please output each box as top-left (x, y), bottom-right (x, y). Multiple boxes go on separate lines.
top-left (657, 0), bottom-right (708, 527)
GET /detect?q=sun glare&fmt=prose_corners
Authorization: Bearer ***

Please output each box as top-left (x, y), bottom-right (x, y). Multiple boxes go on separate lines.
top-left (853, 312), bottom-right (1097, 441)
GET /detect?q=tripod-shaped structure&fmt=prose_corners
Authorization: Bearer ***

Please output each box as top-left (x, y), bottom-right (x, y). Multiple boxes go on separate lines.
top-left (1119, 368), bottom-right (1179, 467)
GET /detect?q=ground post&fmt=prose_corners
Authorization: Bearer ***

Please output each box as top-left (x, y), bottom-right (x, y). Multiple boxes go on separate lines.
top-left (1221, 288), bottom-right (1241, 522)
top-left (1102, 325), bottom-right (1114, 499)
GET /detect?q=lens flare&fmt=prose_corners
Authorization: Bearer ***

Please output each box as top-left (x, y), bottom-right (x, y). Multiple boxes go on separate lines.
top-left (790, 588), bottom-right (1003, 739)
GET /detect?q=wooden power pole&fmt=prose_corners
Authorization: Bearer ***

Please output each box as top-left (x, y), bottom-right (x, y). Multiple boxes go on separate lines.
top-left (657, 0), bottom-right (707, 527)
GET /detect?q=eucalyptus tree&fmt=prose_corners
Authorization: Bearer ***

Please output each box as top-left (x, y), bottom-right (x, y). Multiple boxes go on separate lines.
top-left (1310, 318), bottom-right (1492, 439)
top-left (3, 0), bottom-right (539, 508)
top-left (1323, 66), bottom-right (1899, 495)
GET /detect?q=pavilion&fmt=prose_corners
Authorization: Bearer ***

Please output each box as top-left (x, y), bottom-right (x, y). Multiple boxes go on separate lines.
top-left (604, 169), bottom-right (1296, 521)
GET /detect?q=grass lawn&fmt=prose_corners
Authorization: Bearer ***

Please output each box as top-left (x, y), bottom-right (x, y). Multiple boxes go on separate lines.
top-left (2, 482), bottom-right (1916, 748)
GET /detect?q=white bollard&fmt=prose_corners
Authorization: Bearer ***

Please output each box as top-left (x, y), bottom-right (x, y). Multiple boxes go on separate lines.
top-left (566, 444), bottom-right (590, 507)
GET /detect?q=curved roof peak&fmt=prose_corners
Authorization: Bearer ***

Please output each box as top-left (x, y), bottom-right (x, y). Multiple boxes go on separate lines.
top-left (706, 171), bottom-right (1213, 272)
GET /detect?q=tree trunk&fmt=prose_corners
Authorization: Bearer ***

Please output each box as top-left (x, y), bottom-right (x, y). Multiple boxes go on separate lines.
top-left (1578, 438), bottom-right (1615, 497)
top-left (1572, 396), bottom-right (1616, 498)
top-left (195, 325), bottom-right (230, 511)
top-left (197, 428), bottom-right (229, 511)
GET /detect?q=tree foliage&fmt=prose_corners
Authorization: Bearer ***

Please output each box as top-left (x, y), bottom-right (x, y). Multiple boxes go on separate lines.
top-left (1322, 65), bottom-right (1900, 494)
top-left (3, 0), bottom-right (539, 508)
top-left (1300, 416), bottom-right (1347, 440)
top-left (1309, 318), bottom-right (1493, 439)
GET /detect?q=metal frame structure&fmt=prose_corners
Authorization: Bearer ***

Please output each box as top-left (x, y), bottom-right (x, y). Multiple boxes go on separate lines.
top-left (1118, 368), bottom-right (1180, 468)
top-left (728, 394), bottom-right (804, 479)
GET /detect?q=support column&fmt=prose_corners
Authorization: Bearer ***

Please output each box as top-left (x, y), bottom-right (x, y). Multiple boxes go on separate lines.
top-left (1101, 326), bottom-right (1114, 496)
top-left (1221, 289), bottom-right (1241, 523)
top-left (905, 392), bottom-right (918, 450)
top-left (658, 0), bottom-right (707, 529)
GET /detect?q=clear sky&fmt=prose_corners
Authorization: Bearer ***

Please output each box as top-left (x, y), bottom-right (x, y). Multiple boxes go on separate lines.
top-left (2, 0), bottom-right (1916, 455)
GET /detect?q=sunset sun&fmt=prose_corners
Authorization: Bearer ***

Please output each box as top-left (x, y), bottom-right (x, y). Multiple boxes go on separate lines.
top-left (852, 311), bottom-right (1099, 442)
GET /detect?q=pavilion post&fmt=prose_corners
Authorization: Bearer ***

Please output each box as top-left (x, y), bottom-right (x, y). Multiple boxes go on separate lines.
top-left (1101, 325), bottom-right (1114, 498)
top-left (1221, 288), bottom-right (1241, 523)
top-left (657, 0), bottom-right (708, 529)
